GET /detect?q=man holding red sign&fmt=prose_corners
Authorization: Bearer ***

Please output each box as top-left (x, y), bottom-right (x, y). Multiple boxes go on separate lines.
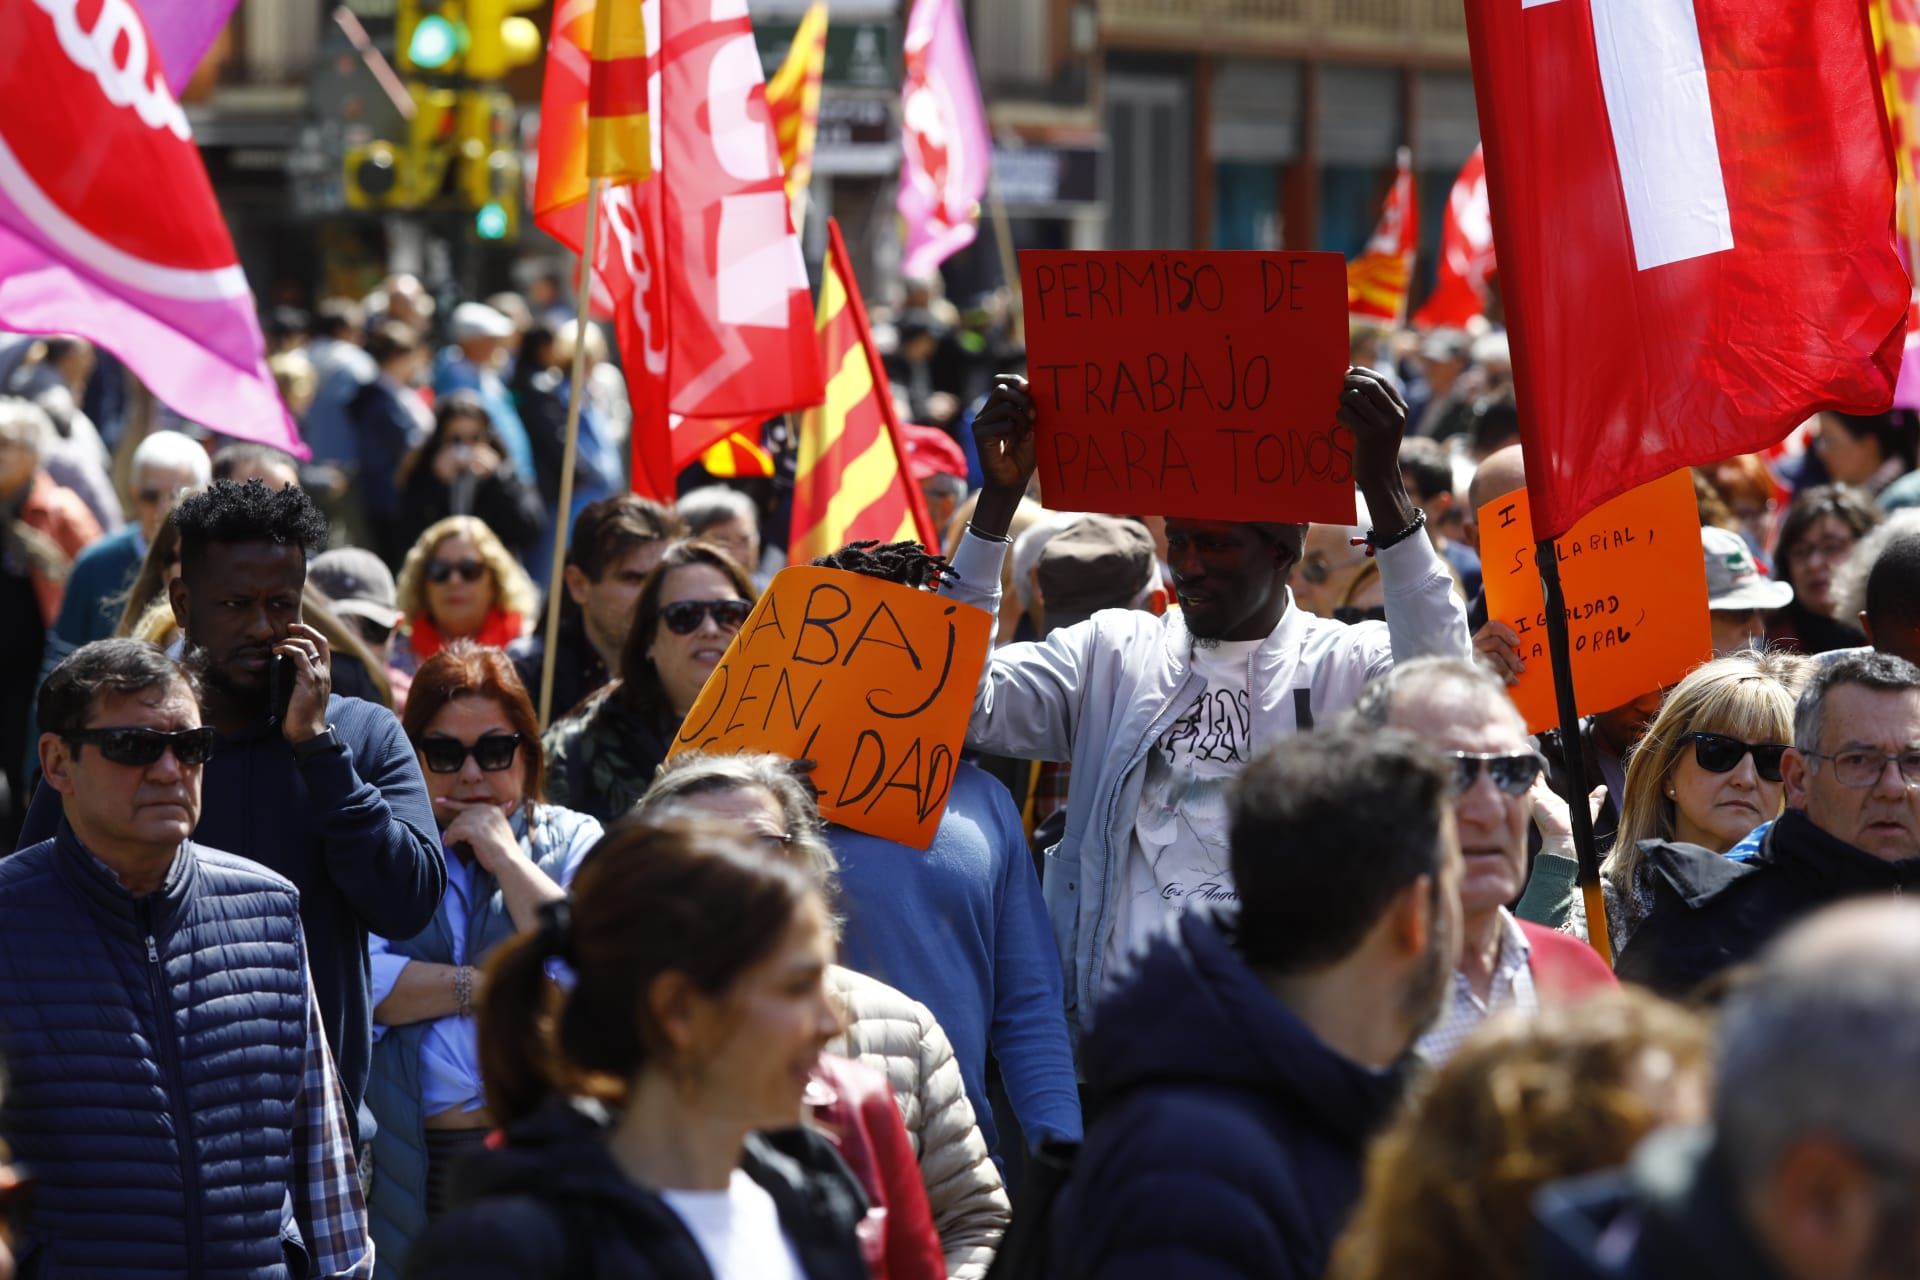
top-left (948, 367), bottom-right (1470, 1033)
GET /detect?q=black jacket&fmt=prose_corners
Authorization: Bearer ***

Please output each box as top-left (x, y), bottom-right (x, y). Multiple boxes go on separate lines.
top-left (406, 1099), bottom-right (870, 1280)
top-left (508, 614), bottom-right (610, 725)
top-left (1615, 808), bottom-right (1920, 997)
top-left (1538, 717), bottom-right (1622, 855)
top-left (1048, 909), bottom-right (1406, 1280)
top-left (1531, 1128), bottom-right (1791, 1280)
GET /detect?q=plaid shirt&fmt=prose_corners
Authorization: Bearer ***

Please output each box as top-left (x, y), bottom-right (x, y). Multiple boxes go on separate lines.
top-left (1415, 908), bottom-right (1538, 1068)
top-left (296, 973), bottom-right (375, 1279)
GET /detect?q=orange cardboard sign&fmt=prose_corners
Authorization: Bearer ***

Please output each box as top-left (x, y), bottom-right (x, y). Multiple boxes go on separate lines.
top-left (1479, 468), bottom-right (1711, 734)
top-left (668, 566), bottom-right (994, 849)
top-left (1019, 250), bottom-right (1358, 524)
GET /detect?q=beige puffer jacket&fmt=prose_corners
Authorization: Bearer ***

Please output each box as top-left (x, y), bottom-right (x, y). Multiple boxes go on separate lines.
top-left (828, 964), bottom-right (1010, 1279)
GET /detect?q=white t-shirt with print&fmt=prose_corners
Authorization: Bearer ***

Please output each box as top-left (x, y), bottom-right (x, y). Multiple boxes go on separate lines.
top-left (1102, 636), bottom-right (1262, 990)
top-left (661, 1170), bottom-right (806, 1280)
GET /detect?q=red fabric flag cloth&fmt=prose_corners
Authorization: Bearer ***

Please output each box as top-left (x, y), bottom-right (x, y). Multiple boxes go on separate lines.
top-left (1465, 0), bottom-right (1911, 540)
top-left (790, 220), bottom-right (940, 562)
top-left (1414, 146), bottom-right (1494, 330)
top-left (535, 0), bottom-right (823, 499)
top-left (1348, 147), bottom-right (1418, 322)
top-left (0, 0), bottom-right (302, 457)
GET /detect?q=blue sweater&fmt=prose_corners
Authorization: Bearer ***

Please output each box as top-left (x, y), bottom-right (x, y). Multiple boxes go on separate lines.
top-left (17, 694), bottom-right (445, 1134)
top-left (828, 762), bottom-right (1081, 1155)
top-left (52, 523), bottom-right (144, 647)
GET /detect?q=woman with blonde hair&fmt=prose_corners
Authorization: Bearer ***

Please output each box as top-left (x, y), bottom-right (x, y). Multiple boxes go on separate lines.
top-left (1588, 650), bottom-right (1809, 949)
top-left (1328, 991), bottom-right (1710, 1280)
top-left (392, 514), bottom-right (538, 672)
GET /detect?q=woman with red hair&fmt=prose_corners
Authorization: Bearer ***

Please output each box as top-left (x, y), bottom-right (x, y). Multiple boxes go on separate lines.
top-left (365, 642), bottom-right (604, 1274)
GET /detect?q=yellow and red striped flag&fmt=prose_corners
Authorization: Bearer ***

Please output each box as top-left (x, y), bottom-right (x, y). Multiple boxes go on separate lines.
top-left (790, 219), bottom-right (941, 562)
top-left (587, 0), bottom-right (653, 181)
top-left (700, 429), bottom-right (776, 478)
top-left (767, 2), bottom-right (828, 209)
top-left (1347, 146), bottom-right (1418, 322)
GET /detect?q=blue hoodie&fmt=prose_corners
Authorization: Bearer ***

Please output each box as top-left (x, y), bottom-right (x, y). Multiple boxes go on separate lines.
top-left (1049, 908), bottom-right (1406, 1280)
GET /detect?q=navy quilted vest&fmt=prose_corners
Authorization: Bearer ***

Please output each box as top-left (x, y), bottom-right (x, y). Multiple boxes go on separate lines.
top-left (0, 830), bottom-right (310, 1279)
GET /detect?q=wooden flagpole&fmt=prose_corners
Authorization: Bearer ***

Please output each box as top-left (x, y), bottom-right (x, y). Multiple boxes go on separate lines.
top-left (1536, 537), bottom-right (1613, 965)
top-left (538, 177), bottom-right (602, 730)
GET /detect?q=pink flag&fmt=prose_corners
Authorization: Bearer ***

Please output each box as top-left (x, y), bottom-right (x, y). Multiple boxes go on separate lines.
top-left (144, 0), bottom-right (244, 89)
top-left (0, 0), bottom-right (302, 456)
top-left (898, 0), bottom-right (991, 278)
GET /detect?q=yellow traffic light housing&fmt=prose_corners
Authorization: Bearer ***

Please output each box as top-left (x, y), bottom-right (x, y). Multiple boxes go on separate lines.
top-left (465, 0), bottom-right (543, 80)
top-left (344, 142), bottom-right (403, 209)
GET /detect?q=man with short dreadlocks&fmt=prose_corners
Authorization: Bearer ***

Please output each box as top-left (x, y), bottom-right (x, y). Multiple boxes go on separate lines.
top-left (812, 537), bottom-right (1084, 1166)
top-left (948, 370), bottom-right (1471, 1040)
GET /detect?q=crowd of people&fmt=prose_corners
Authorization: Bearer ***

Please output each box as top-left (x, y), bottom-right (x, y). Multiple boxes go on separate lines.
top-left (2, 293), bottom-right (1920, 1280)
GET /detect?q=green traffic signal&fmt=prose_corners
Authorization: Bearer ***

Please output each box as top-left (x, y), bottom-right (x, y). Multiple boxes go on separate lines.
top-left (409, 14), bottom-right (461, 69)
top-left (475, 201), bottom-right (510, 240)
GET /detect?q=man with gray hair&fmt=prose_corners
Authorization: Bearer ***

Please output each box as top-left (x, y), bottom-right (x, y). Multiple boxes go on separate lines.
top-left (1536, 898), bottom-right (1920, 1280)
top-left (55, 429), bottom-right (211, 647)
top-left (677, 483), bottom-right (764, 581)
top-left (1349, 657), bottom-right (1614, 1064)
top-left (1618, 651), bottom-right (1920, 995)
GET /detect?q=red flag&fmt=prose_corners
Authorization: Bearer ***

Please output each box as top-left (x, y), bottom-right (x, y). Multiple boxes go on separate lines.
top-left (1347, 147), bottom-right (1418, 322)
top-left (1466, 0), bottom-right (1910, 540)
top-left (0, 0), bottom-right (301, 456)
top-left (1414, 146), bottom-right (1494, 330)
top-left (790, 220), bottom-right (940, 561)
top-left (534, 0), bottom-right (824, 499)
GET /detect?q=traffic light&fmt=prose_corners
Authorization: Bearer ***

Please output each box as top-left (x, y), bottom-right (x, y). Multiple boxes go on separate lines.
top-left (465, 0), bottom-right (543, 80)
top-left (398, 0), bottom-right (467, 75)
top-left (457, 87), bottom-right (522, 239)
top-left (344, 142), bottom-right (403, 209)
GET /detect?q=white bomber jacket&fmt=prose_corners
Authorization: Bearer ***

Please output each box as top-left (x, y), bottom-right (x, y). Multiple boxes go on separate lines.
top-left (941, 527), bottom-right (1472, 1032)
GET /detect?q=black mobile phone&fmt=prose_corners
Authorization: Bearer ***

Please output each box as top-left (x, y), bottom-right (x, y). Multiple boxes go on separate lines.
top-left (266, 653), bottom-right (295, 727)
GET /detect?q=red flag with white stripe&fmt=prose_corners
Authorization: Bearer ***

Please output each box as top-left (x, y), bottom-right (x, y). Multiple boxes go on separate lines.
top-left (1465, 0), bottom-right (1910, 539)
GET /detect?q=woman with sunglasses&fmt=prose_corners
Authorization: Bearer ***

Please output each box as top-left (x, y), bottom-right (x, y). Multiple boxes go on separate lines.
top-left (545, 540), bottom-right (757, 823)
top-left (1592, 651), bottom-right (1809, 950)
top-left (394, 391), bottom-right (546, 565)
top-left (392, 514), bottom-right (539, 674)
top-left (367, 642), bottom-right (604, 1274)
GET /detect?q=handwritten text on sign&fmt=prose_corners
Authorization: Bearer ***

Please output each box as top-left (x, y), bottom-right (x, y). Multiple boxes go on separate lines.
top-left (1019, 250), bottom-right (1356, 524)
top-left (669, 567), bottom-right (994, 849)
top-left (1480, 468), bottom-right (1710, 734)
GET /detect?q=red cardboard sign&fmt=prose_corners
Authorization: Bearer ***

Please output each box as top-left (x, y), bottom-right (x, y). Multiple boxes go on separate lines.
top-left (1019, 250), bottom-right (1356, 524)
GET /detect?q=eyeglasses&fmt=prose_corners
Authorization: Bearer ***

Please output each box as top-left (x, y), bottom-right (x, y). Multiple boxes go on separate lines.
top-left (1686, 732), bottom-right (1788, 782)
top-left (753, 830), bottom-right (795, 851)
top-left (1447, 750), bottom-right (1545, 797)
top-left (418, 733), bottom-right (523, 774)
top-left (136, 486), bottom-right (188, 507)
top-left (1788, 539), bottom-right (1854, 565)
top-left (660, 598), bottom-right (751, 635)
top-left (425, 558), bottom-right (487, 585)
top-left (1805, 748), bottom-right (1920, 790)
top-left (63, 726), bottom-right (216, 767)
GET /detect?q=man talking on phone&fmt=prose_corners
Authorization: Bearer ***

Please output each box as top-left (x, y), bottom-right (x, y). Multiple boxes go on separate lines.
top-left (14, 480), bottom-right (445, 1141)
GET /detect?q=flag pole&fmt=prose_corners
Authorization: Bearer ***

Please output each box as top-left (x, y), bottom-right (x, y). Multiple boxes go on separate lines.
top-left (986, 170), bottom-right (1023, 345)
top-left (1535, 537), bottom-right (1614, 965)
top-left (539, 177), bottom-right (602, 730)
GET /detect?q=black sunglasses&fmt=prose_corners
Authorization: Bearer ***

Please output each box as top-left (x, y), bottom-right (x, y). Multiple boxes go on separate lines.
top-left (660, 598), bottom-right (751, 635)
top-left (425, 557), bottom-right (487, 585)
top-left (418, 733), bottom-right (524, 774)
top-left (1448, 750), bottom-right (1544, 797)
top-left (1686, 731), bottom-right (1788, 783)
top-left (64, 726), bottom-right (216, 767)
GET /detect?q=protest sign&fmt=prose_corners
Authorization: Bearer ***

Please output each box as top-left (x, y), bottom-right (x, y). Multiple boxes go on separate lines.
top-left (669, 566), bottom-right (994, 849)
top-left (1018, 250), bottom-right (1355, 524)
top-left (1480, 468), bottom-right (1710, 734)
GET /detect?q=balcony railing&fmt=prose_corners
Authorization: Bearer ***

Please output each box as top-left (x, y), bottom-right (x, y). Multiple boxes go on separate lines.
top-left (1100, 0), bottom-right (1470, 60)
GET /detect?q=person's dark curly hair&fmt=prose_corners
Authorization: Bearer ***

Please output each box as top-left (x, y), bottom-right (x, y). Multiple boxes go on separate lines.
top-left (170, 478), bottom-right (329, 575)
top-left (810, 540), bottom-right (952, 590)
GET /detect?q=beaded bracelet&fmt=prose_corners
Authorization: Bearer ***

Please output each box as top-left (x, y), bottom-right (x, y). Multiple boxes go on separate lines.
top-left (1353, 507), bottom-right (1427, 558)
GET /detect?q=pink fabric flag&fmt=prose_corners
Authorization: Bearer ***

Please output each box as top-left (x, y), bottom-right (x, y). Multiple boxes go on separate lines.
top-left (0, 0), bottom-right (302, 457)
top-left (898, 0), bottom-right (991, 279)
top-left (145, 0), bottom-right (244, 89)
